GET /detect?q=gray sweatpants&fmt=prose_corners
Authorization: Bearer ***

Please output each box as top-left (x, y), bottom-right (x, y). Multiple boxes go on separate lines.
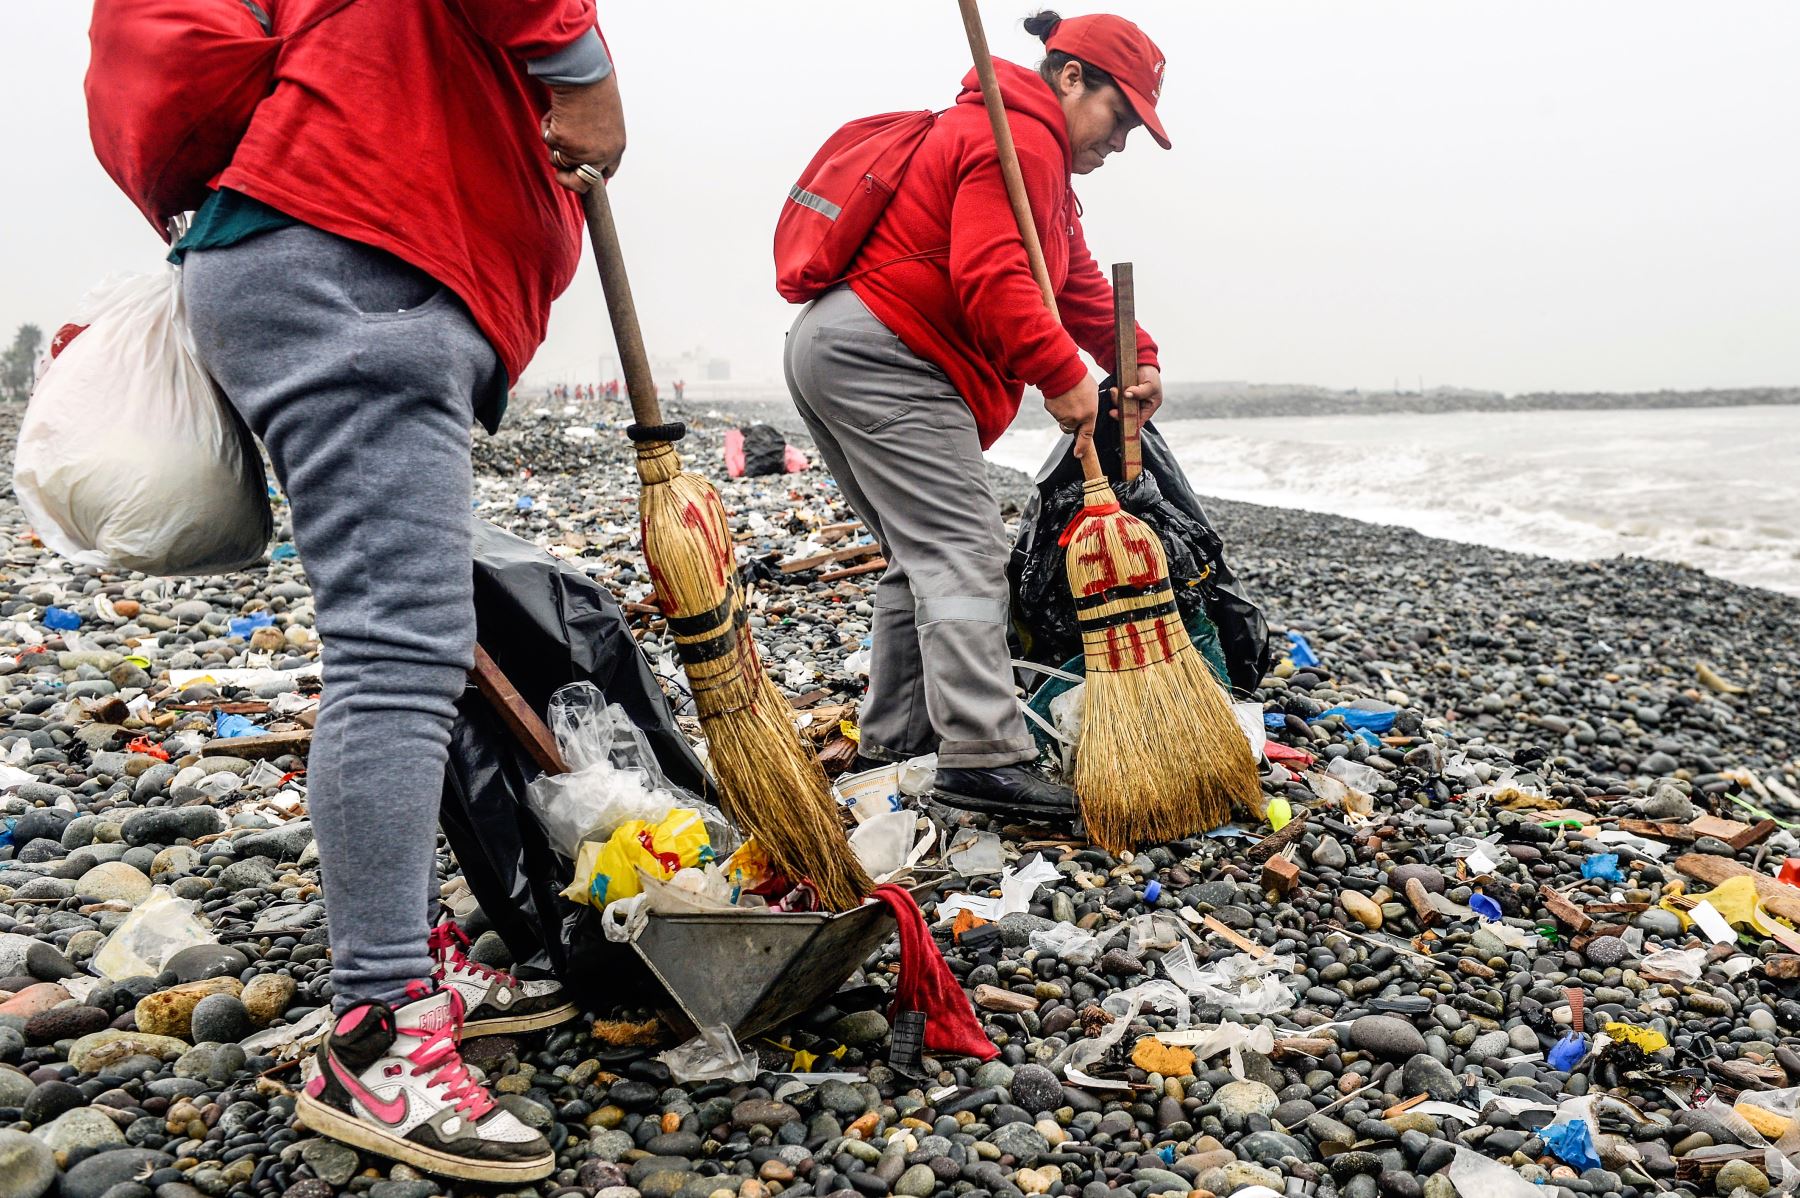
top-left (784, 288), bottom-right (1033, 770)
top-left (183, 226), bottom-right (503, 1011)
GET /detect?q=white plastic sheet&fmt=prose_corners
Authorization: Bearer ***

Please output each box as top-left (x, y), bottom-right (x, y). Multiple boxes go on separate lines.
top-left (92, 886), bottom-right (216, 980)
top-left (937, 853), bottom-right (1059, 924)
top-left (13, 269), bottom-right (272, 575)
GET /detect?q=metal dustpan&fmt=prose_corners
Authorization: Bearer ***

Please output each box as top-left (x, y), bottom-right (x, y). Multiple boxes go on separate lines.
top-left (627, 870), bottom-right (945, 1041)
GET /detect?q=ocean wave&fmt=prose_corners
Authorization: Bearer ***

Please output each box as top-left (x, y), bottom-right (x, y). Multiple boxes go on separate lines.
top-left (987, 406), bottom-right (1800, 596)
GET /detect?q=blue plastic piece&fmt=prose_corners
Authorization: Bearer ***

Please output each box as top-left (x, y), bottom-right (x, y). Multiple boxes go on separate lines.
top-left (1158, 1146), bottom-right (1176, 1166)
top-left (270, 542), bottom-right (299, 561)
top-left (1468, 893), bottom-right (1502, 921)
top-left (1547, 1031), bottom-right (1588, 1072)
top-left (42, 606), bottom-right (81, 631)
top-left (1541, 1118), bottom-right (1601, 1169)
top-left (1286, 630), bottom-right (1320, 668)
top-left (1264, 712), bottom-right (1287, 730)
top-left (516, 495), bottom-right (534, 511)
top-left (1308, 706), bottom-right (1398, 734)
top-left (0, 817), bottom-right (14, 850)
top-left (227, 612), bottom-right (275, 639)
top-left (214, 711), bottom-right (259, 739)
top-left (1580, 853), bottom-right (1623, 882)
top-left (1144, 880), bottom-right (1162, 903)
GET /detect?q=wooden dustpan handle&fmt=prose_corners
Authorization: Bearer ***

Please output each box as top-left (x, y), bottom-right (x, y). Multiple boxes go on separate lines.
top-left (581, 183), bottom-right (667, 432)
top-left (1113, 262), bottom-right (1142, 483)
top-left (957, 0), bottom-right (1103, 486)
top-left (469, 644), bottom-right (568, 775)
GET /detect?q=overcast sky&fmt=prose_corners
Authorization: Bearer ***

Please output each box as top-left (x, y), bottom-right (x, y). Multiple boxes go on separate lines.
top-left (8, 2), bottom-right (1799, 395)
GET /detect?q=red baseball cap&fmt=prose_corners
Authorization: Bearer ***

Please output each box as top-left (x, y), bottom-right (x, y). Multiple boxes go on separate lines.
top-left (1044, 13), bottom-right (1171, 150)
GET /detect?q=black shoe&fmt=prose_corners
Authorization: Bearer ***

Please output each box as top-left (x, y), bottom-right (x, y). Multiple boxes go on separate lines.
top-left (932, 765), bottom-right (1078, 820)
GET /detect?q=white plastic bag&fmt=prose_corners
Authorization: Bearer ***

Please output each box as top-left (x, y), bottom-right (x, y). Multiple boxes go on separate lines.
top-left (92, 886), bottom-right (217, 980)
top-left (525, 684), bottom-right (735, 857)
top-left (14, 269), bottom-right (272, 575)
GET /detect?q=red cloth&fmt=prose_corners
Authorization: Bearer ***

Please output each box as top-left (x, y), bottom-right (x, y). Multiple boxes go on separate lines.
top-left (847, 59), bottom-right (1159, 450)
top-left (871, 883), bottom-right (997, 1062)
top-left (213, 0), bottom-right (596, 384)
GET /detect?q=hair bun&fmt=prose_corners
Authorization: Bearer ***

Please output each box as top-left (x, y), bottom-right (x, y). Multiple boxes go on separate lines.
top-left (1022, 10), bottom-right (1062, 42)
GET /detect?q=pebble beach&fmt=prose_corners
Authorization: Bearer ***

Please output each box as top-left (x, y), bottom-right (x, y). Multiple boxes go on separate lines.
top-left (2, 396), bottom-right (1798, 1198)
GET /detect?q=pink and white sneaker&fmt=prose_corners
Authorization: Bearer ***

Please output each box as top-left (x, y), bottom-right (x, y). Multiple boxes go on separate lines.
top-left (297, 985), bottom-right (554, 1182)
top-left (429, 920), bottom-right (578, 1038)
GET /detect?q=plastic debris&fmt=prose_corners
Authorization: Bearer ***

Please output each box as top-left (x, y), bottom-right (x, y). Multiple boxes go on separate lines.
top-left (1580, 853), bottom-right (1624, 882)
top-left (1267, 796), bottom-right (1293, 831)
top-left (658, 1024), bottom-right (760, 1083)
top-left (227, 611), bottom-right (275, 638)
top-left (1448, 1146), bottom-right (1544, 1198)
top-left (1604, 1022), bottom-right (1669, 1053)
top-left (1547, 1031), bottom-right (1588, 1071)
top-left (523, 687), bottom-right (718, 857)
top-left (1542, 1117), bottom-right (1602, 1170)
top-left (1286, 630), bottom-right (1320, 667)
top-left (92, 886), bottom-right (217, 980)
top-left (1308, 704), bottom-right (1398, 733)
top-left (945, 829), bottom-right (1005, 875)
top-left (1161, 941), bottom-right (1297, 1015)
top-left (42, 605), bottom-right (82, 630)
top-left (1154, 1022), bottom-right (1275, 1080)
top-left (562, 809), bottom-right (716, 910)
top-left (213, 710), bottom-right (259, 738)
top-left (937, 853), bottom-right (1059, 924)
top-left (1638, 946), bottom-right (1706, 983)
top-left (1467, 893), bottom-right (1502, 921)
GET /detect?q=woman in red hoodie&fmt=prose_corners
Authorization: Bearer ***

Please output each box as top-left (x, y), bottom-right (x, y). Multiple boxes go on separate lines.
top-left (783, 10), bottom-right (1169, 819)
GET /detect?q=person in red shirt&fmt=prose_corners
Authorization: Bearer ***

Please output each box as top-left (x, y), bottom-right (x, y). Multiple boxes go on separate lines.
top-left (173, 2), bottom-right (624, 1182)
top-left (783, 10), bottom-right (1168, 819)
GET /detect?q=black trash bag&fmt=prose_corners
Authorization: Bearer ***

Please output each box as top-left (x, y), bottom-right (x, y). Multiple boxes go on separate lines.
top-left (1006, 377), bottom-right (1272, 696)
top-left (741, 424), bottom-right (789, 476)
top-left (439, 521), bottom-right (715, 1000)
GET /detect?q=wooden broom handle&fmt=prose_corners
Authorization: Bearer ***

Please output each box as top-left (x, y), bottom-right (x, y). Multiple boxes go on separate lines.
top-left (957, 0), bottom-right (1103, 485)
top-left (581, 183), bottom-right (664, 430)
top-left (1113, 262), bottom-right (1142, 482)
top-left (470, 644), bottom-right (568, 776)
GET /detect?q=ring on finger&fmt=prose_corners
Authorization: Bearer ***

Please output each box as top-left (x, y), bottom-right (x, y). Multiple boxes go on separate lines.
top-left (575, 163), bottom-right (605, 188)
top-left (550, 148), bottom-right (572, 168)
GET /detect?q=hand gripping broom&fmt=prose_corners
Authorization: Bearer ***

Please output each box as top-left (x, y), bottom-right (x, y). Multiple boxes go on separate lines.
top-left (956, 0), bottom-right (1261, 851)
top-left (578, 181), bottom-right (872, 910)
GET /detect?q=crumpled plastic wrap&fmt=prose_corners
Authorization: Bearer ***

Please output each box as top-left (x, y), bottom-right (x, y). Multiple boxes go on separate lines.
top-left (1161, 941), bottom-right (1297, 1016)
top-left (658, 1024), bottom-right (760, 1083)
top-left (92, 886), bottom-right (216, 980)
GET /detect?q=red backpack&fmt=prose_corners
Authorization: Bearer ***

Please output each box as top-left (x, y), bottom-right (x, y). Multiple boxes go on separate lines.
top-left (86, 0), bottom-right (357, 238)
top-left (774, 110), bottom-right (939, 303)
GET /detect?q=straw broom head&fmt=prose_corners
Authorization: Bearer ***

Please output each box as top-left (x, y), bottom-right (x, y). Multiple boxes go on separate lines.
top-left (635, 440), bottom-right (872, 910)
top-left (1064, 477), bottom-right (1262, 851)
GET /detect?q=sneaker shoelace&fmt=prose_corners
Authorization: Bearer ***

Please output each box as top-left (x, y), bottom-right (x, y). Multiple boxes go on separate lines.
top-left (399, 982), bottom-right (495, 1120)
top-left (429, 921), bottom-right (521, 990)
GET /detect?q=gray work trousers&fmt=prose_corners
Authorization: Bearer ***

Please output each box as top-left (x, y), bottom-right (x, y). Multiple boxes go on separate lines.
top-left (783, 288), bottom-right (1034, 770)
top-left (183, 225), bottom-right (503, 1011)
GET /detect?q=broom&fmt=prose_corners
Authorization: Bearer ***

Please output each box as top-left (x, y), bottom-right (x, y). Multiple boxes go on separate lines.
top-left (577, 179), bottom-right (871, 911)
top-left (956, 0), bottom-right (1260, 851)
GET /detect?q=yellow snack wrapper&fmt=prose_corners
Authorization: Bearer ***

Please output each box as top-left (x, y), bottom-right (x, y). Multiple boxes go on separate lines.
top-left (1603, 1022), bottom-right (1668, 1054)
top-left (562, 810), bottom-right (714, 910)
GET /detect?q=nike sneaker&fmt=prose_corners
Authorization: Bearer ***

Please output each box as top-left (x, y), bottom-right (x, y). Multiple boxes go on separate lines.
top-left (429, 920), bottom-right (579, 1037)
top-left (297, 984), bottom-right (554, 1182)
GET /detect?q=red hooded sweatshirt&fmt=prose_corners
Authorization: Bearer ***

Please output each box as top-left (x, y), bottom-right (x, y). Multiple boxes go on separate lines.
top-left (847, 59), bottom-right (1159, 450)
top-left (213, 0), bottom-right (597, 384)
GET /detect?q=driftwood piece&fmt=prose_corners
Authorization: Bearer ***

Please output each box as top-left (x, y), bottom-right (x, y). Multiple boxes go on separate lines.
top-left (1673, 854), bottom-right (1800, 925)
